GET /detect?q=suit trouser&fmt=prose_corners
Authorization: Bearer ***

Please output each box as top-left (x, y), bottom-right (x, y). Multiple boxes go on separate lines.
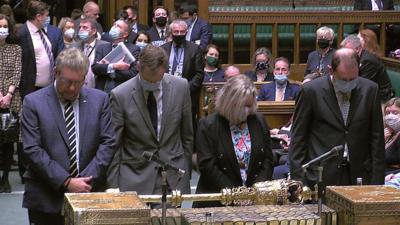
top-left (28, 209), bottom-right (64, 225)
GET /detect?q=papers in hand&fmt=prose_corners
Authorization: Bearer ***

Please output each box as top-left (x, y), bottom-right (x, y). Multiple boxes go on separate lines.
top-left (102, 42), bottom-right (136, 64)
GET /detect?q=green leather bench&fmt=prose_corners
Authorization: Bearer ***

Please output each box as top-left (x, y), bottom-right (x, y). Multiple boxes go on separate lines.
top-left (387, 69), bottom-right (400, 97)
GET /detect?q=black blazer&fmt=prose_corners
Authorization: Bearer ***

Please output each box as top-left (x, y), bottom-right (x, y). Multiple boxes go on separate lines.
top-left (148, 26), bottom-right (167, 46)
top-left (194, 113), bottom-right (274, 207)
top-left (161, 41), bottom-right (204, 95)
top-left (91, 42), bottom-right (140, 92)
top-left (289, 75), bottom-right (385, 188)
top-left (18, 23), bottom-right (65, 98)
top-left (354, 0), bottom-right (394, 10)
top-left (360, 50), bottom-right (393, 101)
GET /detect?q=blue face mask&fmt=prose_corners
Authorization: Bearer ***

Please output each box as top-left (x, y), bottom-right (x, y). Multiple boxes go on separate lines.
top-left (78, 31), bottom-right (90, 41)
top-left (109, 26), bottom-right (121, 40)
top-left (334, 77), bottom-right (358, 94)
top-left (139, 75), bottom-right (161, 92)
top-left (274, 74), bottom-right (288, 86)
top-left (136, 41), bottom-right (148, 50)
top-left (43, 16), bottom-right (50, 28)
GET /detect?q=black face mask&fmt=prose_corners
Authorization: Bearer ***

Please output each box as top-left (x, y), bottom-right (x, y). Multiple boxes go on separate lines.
top-left (256, 61), bottom-right (268, 71)
top-left (172, 35), bottom-right (186, 46)
top-left (155, 16), bottom-right (167, 27)
top-left (317, 39), bottom-right (331, 49)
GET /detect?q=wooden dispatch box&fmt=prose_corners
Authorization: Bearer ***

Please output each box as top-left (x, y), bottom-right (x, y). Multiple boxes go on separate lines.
top-left (325, 185), bottom-right (400, 225)
top-left (64, 192), bottom-right (150, 225)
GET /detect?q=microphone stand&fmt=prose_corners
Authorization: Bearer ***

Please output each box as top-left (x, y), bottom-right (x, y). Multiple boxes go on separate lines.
top-left (316, 165), bottom-right (323, 217)
top-left (161, 166), bottom-right (167, 225)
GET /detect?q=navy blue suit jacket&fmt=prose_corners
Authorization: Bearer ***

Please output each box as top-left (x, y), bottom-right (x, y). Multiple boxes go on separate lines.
top-left (148, 26), bottom-right (167, 46)
top-left (18, 23), bottom-right (65, 98)
top-left (21, 86), bottom-right (116, 213)
top-left (91, 42), bottom-right (140, 93)
top-left (258, 82), bottom-right (301, 101)
top-left (188, 18), bottom-right (213, 50)
top-left (354, 0), bottom-right (394, 10)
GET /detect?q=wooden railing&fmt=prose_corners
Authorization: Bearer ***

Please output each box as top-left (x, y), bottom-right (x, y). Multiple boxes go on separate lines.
top-left (209, 11), bottom-right (400, 64)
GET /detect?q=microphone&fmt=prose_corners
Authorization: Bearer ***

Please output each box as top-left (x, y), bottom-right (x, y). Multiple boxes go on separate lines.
top-left (142, 151), bottom-right (186, 177)
top-left (301, 145), bottom-right (343, 171)
top-left (292, 0), bottom-right (296, 9)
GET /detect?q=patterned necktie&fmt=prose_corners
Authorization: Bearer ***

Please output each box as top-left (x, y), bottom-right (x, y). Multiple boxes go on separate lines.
top-left (339, 93), bottom-right (350, 125)
top-left (375, 0), bottom-right (383, 10)
top-left (64, 102), bottom-right (78, 177)
top-left (38, 29), bottom-right (55, 80)
top-left (147, 91), bottom-right (158, 135)
top-left (84, 44), bottom-right (91, 56)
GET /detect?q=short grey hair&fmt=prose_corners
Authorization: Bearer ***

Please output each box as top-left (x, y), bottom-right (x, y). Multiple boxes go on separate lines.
top-left (55, 48), bottom-right (89, 76)
top-left (215, 75), bottom-right (257, 125)
top-left (340, 34), bottom-right (362, 49)
top-left (169, 19), bottom-right (188, 31)
top-left (316, 26), bottom-right (335, 40)
top-left (252, 47), bottom-right (273, 72)
top-left (139, 45), bottom-right (168, 72)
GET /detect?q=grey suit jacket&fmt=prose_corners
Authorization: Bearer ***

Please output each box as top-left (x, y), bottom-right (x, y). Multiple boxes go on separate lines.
top-left (107, 74), bottom-right (193, 194)
top-left (21, 85), bottom-right (116, 213)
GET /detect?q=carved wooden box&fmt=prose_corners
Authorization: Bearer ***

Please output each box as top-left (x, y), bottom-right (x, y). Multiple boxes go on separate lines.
top-left (64, 192), bottom-right (150, 225)
top-left (325, 185), bottom-right (400, 225)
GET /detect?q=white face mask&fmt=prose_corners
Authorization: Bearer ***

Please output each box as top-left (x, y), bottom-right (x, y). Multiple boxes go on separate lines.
top-left (64, 28), bottom-right (75, 39)
top-left (0, 27), bottom-right (9, 40)
top-left (385, 113), bottom-right (400, 132)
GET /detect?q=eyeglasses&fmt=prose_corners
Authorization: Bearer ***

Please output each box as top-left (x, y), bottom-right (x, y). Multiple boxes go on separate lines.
top-left (59, 76), bottom-right (85, 87)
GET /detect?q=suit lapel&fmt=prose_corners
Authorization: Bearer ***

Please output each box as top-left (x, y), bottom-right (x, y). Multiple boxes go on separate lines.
top-left (346, 82), bottom-right (362, 126)
top-left (219, 116), bottom-right (242, 181)
top-left (78, 88), bottom-right (88, 155)
top-left (131, 77), bottom-right (158, 140)
top-left (322, 76), bottom-right (345, 125)
top-left (159, 76), bottom-right (172, 139)
top-left (46, 86), bottom-right (69, 148)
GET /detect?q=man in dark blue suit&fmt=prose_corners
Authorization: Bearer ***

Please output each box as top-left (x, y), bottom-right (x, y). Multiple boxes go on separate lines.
top-left (180, 4), bottom-right (213, 50)
top-left (21, 48), bottom-right (116, 225)
top-left (258, 57), bottom-right (301, 101)
top-left (92, 19), bottom-right (140, 93)
top-left (354, 0), bottom-right (394, 10)
top-left (147, 6), bottom-right (169, 46)
top-left (17, 1), bottom-right (64, 98)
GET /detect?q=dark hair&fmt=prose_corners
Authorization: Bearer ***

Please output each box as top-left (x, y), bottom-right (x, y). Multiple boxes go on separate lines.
top-left (70, 8), bottom-right (83, 20)
top-left (179, 4), bottom-right (198, 16)
top-left (204, 44), bottom-right (221, 68)
top-left (26, 0), bottom-right (49, 21)
top-left (274, 57), bottom-right (291, 70)
top-left (123, 5), bottom-right (137, 16)
top-left (80, 17), bottom-right (97, 31)
top-left (385, 97), bottom-right (400, 112)
top-left (115, 9), bottom-right (128, 21)
top-left (132, 31), bottom-right (151, 43)
top-left (152, 6), bottom-right (169, 18)
top-left (0, 14), bottom-right (19, 44)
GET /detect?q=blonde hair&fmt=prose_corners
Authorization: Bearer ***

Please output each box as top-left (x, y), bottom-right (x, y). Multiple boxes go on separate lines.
top-left (358, 29), bottom-right (383, 58)
top-left (215, 75), bottom-right (257, 125)
top-left (316, 26), bottom-right (335, 40)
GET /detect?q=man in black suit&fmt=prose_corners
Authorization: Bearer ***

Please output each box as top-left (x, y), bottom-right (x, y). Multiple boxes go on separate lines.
top-left (354, 0), bottom-right (394, 10)
top-left (148, 6), bottom-right (169, 46)
top-left (92, 19), bottom-right (140, 93)
top-left (179, 4), bottom-right (213, 50)
top-left (289, 48), bottom-right (385, 190)
top-left (123, 5), bottom-right (149, 43)
top-left (341, 34), bottom-right (393, 102)
top-left (17, 0), bottom-right (64, 98)
top-left (161, 19), bottom-right (204, 130)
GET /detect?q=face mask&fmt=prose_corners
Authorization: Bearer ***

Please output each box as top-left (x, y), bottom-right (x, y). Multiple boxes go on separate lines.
top-left (136, 41), bottom-right (148, 50)
top-left (78, 31), bottom-right (90, 41)
top-left (64, 28), bottom-right (75, 39)
top-left (385, 114), bottom-right (400, 132)
top-left (334, 77), bottom-right (357, 94)
top-left (43, 16), bottom-right (51, 28)
top-left (317, 39), bottom-right (330, 49)
top-left (139, 76), bottom-right (161, 92)
top-left (206, 56), bottom-right (218, 67)
top-left (155, 16), bottom-right (167, 27)
top-left (274, 74), bottom-right (288, 86)
top-left (109, 26), bottom-right (121, 40)
top-left (0, 27), bottom-right (9, 40)
top-left (256, 61), bottom-right (268, 71)
top-left (172, 35), bottom-right (185, 46)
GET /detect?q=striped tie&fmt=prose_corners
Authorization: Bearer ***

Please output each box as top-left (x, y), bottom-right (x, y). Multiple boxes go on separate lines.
top-left (38, 29), bottom-right (55, 81)
top-left (64, 102), bottom-right (78, 177)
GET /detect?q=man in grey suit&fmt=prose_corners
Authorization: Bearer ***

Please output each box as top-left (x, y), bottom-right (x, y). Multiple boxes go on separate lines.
top-left (21, 48), bottom-right (116, 225)
top-left (107, 45), bottom-right (193, 197)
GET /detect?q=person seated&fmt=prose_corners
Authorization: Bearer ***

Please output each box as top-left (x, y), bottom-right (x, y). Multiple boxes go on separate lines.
top-left (383, 97), bottom-right (400, 174)
top-left (133, 31), bottom-right (151, 51)
top-left (304, 26), bottom-right (336, 77)
top-left (58, 17), bottom-right (77, 49)
top-left (224, 65), bottom-right (240, 81)
top-left (245, 47), bottom-right (274, 82)
top-left (194, 75), bottom-right (273, 208)
top-left (358, 28), bottom-right (384, 58)
top-left (203, 44), bottom-right (224, 82)
top-left (258, 57), bottom-right (300, 101)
